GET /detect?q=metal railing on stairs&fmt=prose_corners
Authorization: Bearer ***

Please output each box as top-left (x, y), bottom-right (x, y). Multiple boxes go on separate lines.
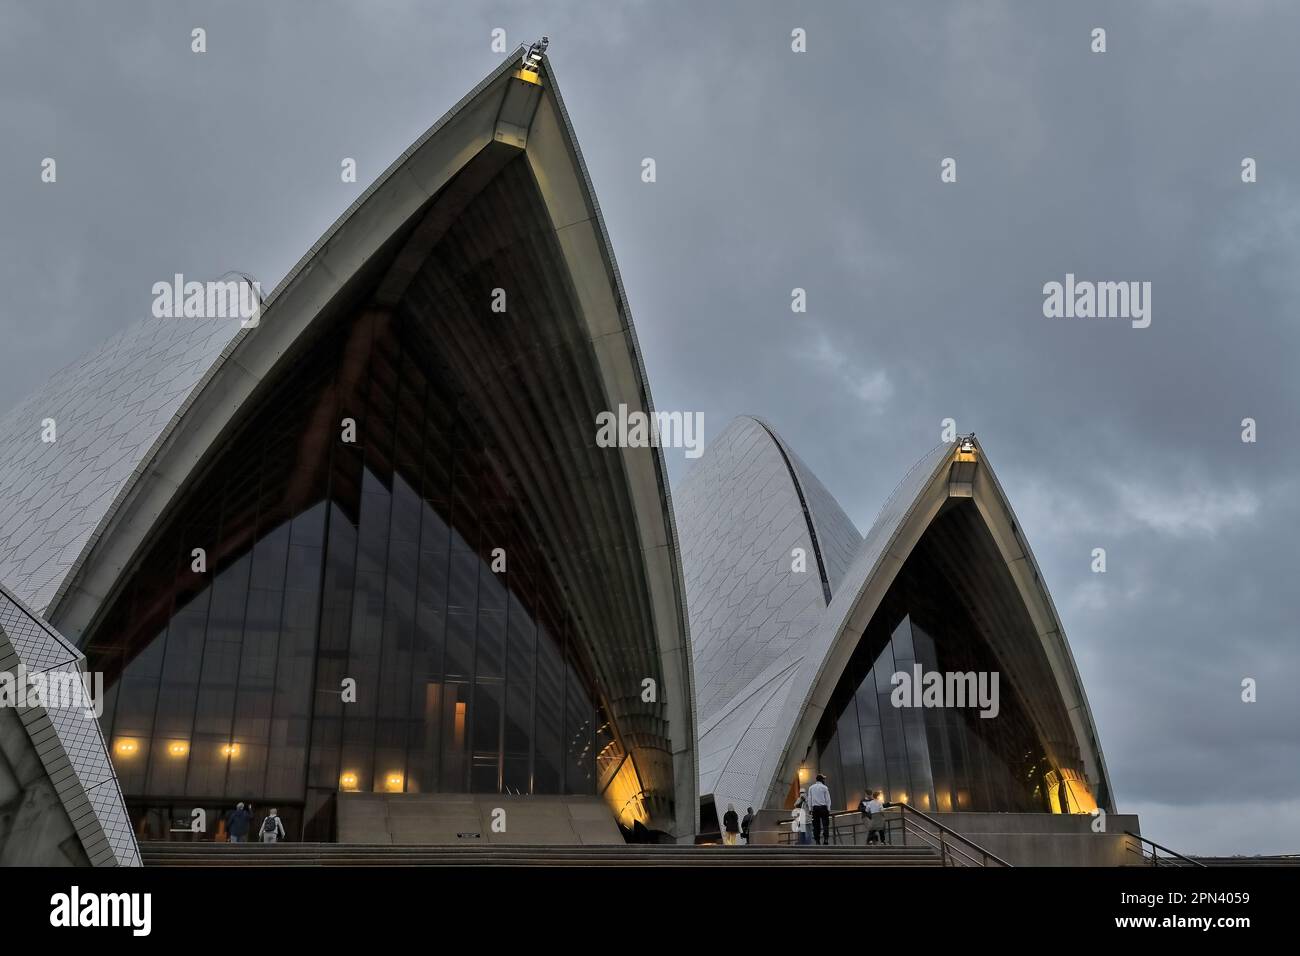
top-left (778, 804), bottom-right (1011, 867)
top-left (1123, 831), bottom-right (1206, 867)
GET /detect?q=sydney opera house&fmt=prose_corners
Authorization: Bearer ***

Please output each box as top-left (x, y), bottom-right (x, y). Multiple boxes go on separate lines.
top-left (0, 48), bottom-right (1115, 866)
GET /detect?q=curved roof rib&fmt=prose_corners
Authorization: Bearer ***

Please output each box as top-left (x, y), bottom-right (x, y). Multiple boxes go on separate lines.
top-left (754, 418), bottom-right (862, 598)
top-left (0, 51), bottom-right (696, 838)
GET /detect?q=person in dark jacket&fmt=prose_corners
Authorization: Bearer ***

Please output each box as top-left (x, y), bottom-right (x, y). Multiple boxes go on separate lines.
top-left (225, 802), bottom-right (252, 843)
top-left (722, 804), bottom-right (741, 846)
top-left (740, 807), bottom-right (754, 845)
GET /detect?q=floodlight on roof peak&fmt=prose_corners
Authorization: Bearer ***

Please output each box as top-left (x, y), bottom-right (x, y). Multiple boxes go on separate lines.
top-left (522, 36), bottom-right (549, 73)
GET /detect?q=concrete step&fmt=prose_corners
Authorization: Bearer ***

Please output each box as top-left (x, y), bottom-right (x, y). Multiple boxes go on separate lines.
top-left (139, 842), bottom-right (945, 867)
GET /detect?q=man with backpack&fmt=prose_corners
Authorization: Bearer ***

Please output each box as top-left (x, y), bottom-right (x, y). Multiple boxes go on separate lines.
top-left (259, 807), bottom-right (286, 843)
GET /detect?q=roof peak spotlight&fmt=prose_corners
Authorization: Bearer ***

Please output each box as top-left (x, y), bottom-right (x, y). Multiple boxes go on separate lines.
top-left (522, 35), bottom-right (550, 74)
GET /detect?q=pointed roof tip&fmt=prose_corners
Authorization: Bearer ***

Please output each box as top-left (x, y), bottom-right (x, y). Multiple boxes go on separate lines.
top-left (521, 36), bottom-right (551, 74)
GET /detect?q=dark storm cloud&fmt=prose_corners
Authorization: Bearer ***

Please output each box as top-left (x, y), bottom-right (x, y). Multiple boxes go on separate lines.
top-left (1, 0), bottom-right (1295, 854)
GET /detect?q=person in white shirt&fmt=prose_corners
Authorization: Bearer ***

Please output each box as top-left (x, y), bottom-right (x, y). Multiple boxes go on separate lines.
top-left (807, 774), bottom-right (832, 845)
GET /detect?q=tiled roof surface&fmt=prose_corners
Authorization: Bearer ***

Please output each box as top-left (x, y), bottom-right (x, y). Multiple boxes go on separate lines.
top-left (678, 416), bottom-right (867, 815)
top-left (0, 316), bottom-right (241, 614)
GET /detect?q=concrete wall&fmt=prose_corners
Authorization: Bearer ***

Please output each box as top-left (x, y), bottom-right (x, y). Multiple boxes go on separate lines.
top-left (337, 793), bottom-right (624, 846)
top-left (931, 812), bottom-right (1142, 867)
top-left (746, 808), bottom-right (1142, 865)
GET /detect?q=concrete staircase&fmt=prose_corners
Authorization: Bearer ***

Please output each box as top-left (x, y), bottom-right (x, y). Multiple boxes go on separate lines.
top-left (140, 842), bottom-right (945, 867)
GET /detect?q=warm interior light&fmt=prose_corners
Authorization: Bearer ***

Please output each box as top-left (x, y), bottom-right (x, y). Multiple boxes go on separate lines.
top-left (167, 740), bottom-right (190, 758)
top-left (385, 772), bottom-right (404, 792)
top-left (797, 767), bottom-right (809, 781)
top-left (114, 738), bottom-right (140, 757)
top-left (339, 772), bottom-right (359, 791)
top-left (1045, 768), bottom-right (1099, 814)
top-left (220, 743), bottom-right (241, 758)
top-left (603, 755), bottom-right (650, 828)
top-left (453, 701), bottom-right (467, 749)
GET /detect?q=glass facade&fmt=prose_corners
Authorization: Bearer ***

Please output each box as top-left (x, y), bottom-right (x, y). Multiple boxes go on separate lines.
top-left (82, 155), bottom-right (655, 841)
top-left (809, 500), bottom-right (1085, 815)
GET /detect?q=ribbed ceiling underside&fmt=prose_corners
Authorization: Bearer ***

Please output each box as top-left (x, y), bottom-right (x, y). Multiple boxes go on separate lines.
top-left (911, 499), bottom-right (1088, 786)
top-left (396, 150), bottom-right (671, 781)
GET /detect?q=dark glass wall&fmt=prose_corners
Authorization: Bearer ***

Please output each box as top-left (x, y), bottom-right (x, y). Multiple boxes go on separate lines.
top-left (82, 154), bottom-right (649, 840)
top-left (809, 500), bottom-right (1081, 815)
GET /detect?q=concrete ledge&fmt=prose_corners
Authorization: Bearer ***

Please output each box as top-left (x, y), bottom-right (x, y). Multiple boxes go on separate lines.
top-left (338, 793), bottom-right (624, 845)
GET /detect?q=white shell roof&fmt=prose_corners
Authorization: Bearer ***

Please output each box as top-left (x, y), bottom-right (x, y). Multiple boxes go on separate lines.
top-left (680, 417), bottom-right (976, 816)
top-left (758, 419), bottom-right (863, 596)
top-left (676, 416), bottom-right (870, 811)
top-left (0, 316), bottom-right (241, 614)
top-left (750, 438), bottom-right (954, 809)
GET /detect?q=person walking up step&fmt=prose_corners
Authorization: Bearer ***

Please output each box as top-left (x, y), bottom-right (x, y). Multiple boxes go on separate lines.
top-left (259, 807), bottom-right (286, 844)
top-left (722, 804), bottom-right (740, 846)
top-left (808, 773), bottom-right (832, 845)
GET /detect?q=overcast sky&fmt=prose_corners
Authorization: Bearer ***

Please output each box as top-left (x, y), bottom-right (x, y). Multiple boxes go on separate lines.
top-left (3, 0), bottom-right (1298, 855)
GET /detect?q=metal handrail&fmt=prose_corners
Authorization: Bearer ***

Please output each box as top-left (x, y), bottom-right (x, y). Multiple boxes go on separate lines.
top-left (779, 805), bottom-right (1010, 867)
top-left (875, 804), bottom-right (1010, 867)
top-left (1123, 831), bottom-right (1206, 868)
